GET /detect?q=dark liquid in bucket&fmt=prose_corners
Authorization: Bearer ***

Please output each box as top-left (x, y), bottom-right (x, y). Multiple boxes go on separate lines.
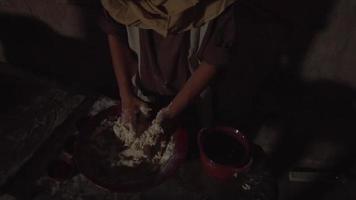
top-left (203, 132), bottom-right (248, 166)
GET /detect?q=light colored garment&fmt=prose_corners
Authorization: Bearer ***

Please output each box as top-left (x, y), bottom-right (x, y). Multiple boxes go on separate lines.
top-left (126, 24), bottom-right (208, 80)
top-left (101, 0), bottom-right (236, 37)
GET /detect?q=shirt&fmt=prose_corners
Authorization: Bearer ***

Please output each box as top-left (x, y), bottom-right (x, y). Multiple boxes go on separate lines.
top-left (99, 2), bottom-right (237, 96)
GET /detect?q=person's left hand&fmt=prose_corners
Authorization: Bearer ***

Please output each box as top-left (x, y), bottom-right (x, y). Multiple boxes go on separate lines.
top-left (140, 105), bottom-right (176, 159)
top-left (154, 104), bottom-right (179, 135)
top-left (154, 106), bottom-right (171, 124)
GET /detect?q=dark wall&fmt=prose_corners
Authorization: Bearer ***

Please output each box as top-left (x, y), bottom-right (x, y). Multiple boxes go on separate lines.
top-left (0, 0), bottom-right (117, 96)
top-left (213, 0), bottom-right (356, 128)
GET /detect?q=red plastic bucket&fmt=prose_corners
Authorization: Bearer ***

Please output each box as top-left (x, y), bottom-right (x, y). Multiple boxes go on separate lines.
top-left (198, 127), bottom-right (253, 180)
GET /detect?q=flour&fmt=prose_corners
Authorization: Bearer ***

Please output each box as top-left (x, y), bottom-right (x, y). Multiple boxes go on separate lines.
top-left (89, 97), bottom-right (116, 116)
top-left (112, 117), bottom-right (175, 167)
top-left (157, 137), bottom-right (175, 165)
top-left (112, 117), bottom-right (136, 147)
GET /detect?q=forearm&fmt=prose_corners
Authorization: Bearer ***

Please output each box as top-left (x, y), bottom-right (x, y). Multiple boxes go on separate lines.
top-left (107, 34), bottom-right (133, 101)
top-left (168, 61), bottom-right (217, 118)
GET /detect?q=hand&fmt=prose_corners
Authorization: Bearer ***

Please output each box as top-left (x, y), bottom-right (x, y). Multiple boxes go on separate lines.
top-left (154, 104), bottom-right (178, 135)
top-left (121, 96), bottom-right (151, 129)
top-left (141, 106), bottom-right (173, 160)
top-left (154, 105), bottom-right (172, 124)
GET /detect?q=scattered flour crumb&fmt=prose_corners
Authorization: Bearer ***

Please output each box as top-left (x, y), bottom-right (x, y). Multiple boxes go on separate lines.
top-left (89, 98), bottom-right (116, 116)
top-left (242, 183), bottom-right (251, 190)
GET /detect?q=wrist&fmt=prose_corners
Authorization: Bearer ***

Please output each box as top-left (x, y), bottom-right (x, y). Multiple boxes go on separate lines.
top-left (120, 91), bottom-right (134, 103)
top-left (165, 103), bottom-right (178, 119)
top-left (117, 79), bottom-right (134, 100)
